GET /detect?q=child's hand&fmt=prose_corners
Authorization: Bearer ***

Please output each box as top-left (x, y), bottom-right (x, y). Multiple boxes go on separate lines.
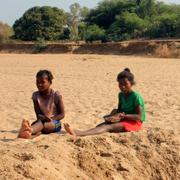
top-left (104, 114), bottom-right (120, 123)
top-left (44, 115), bottom-right (52, 122)
top-left (104, 112), bottom-right (125, 123)
top-left (38, 114), bottom-right (52, 122)
top-left (105, 117), bottom-right (117, 123)
top-left (119, 112), bottom-right (125, 119)
top-left (103, 109), bottom-right (118, 119)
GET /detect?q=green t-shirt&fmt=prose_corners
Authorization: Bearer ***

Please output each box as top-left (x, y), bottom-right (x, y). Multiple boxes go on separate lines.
top-left (118, 91), bottom-right (146, 122)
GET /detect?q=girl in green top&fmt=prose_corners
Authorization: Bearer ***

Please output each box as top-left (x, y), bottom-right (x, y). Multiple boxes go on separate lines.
top-left (64, 68), bottom-right (146, 136)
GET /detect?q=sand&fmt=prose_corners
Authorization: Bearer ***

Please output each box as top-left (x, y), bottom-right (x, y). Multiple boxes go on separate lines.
top-left (0, 54), bottom-right (179, 180)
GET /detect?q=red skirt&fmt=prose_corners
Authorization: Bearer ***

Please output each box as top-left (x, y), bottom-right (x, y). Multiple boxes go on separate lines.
top-left (120, 120), bottom-right (142, 132)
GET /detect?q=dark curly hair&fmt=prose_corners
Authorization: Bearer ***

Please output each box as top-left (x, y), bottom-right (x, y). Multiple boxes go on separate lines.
top-left (117, 68), bottom-right (135, 85)
top-left (36, 70), bottom-right (54, 84)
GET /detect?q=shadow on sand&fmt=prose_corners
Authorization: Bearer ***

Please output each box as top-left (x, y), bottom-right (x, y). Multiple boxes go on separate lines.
top-left (0, 130), bottom-right (18, 142)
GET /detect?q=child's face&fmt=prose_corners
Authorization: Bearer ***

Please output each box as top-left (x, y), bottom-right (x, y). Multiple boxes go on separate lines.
top-left (36, 76), bottom-right (51, 92)
top-left (118, 78), bottom-right (132, 94)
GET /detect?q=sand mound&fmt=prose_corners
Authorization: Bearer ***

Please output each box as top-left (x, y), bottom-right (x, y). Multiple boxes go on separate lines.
top-left (0, 128), bottom-right (179, 180)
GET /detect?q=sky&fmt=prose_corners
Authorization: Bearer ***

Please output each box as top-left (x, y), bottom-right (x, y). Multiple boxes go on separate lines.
top-left (0, 0), bottom-right (179, 26)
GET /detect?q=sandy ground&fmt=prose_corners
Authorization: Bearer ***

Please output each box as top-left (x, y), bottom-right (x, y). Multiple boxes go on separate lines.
top-left (0, 54), bottom-right (179, 180)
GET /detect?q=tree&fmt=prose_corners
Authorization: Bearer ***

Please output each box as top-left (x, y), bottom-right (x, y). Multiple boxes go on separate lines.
top-left (77, 7), bottom-right (90, 41)
top-left (85, 25), bottom-right (106, 42)
top-left (59, 27), bottom-right (70, 40)
top-left (13, 6), bottom-right (66, 41)
top-left (136, 0), bottom-right (156, 18)
top-left (0, 21), bottom-right (13, 43)
top-left (80, 7), bottom-right (90, 20)
top-left (146, 13), bottom-right (179, 38)
top-left (12, 0), bottom-right (180, 42)
top-left (85, 0), bottom-right (136, 29)
top-left (65, 4), bottom-right (90, 41)
top-left (68, 3), bottom-right (81, 41)
top-left (84, 0), bottom-right (180, 41)
top-left (78, 22), bottom-right (87, 41)
top-left (107, 12), bottom-right (148, 41)
top-left (175, 13), bottom-right (180, 37)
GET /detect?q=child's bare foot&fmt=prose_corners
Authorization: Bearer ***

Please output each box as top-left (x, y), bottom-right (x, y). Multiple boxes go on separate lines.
top-left (64, 123), bottom-right (76, 136)
top-left (18, 119), bottom-right (32, 139)
top-left (18, 130), bottom-right (32, 139)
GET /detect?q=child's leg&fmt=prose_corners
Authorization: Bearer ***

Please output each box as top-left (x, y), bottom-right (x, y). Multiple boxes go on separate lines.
top-left (96, 122), bottom-right (107, 127)
top-left (41, 122), bottom-right (56, 134)
top-left (18, 119), bottom-right (44, 139)
top-left (31, 120), bottom-right (44, 134)
top-left (64, 122), bottom-right (124, 137)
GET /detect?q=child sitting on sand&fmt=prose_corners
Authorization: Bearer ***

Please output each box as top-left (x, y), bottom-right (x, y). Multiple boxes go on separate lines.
top-left (64, 68), bottom-right (145, 136)
top-left (18, 70), bottom-right (65, 139)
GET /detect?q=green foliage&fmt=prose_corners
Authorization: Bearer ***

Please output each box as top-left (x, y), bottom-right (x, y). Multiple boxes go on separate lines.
top-left (107, 12), bottom-right (148, 41)
top-left (85, 25), bottom-right (106, 42)
top-left (13, 6), bottom-right (65, 41)
top-left (0, 21), bottom-right (13, 43)
top-left (85, 0), bottom-right (136, 29)
top-left (85, 0), bottom-right (180, 41)
top-left (136, 0), bottom-right (156, 18)
top-left (11, 0), bottom-right (180, 42)
top-left (80, 7), bottom-right (90, 20)
top-left (78, 22), bottom-right (87, 40)
top-left (33, 38), bottom-right (47, 53)
top-left (146, 13), bottom-right (179, 38)
top-left (59, 27), bottom-right (70, 40)
top-left (175, 13), bottom-right (180, 37)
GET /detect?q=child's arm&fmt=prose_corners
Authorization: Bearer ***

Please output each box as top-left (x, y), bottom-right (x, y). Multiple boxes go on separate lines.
top-left (121, 105), bottom-right (142, 121)
top-left (110, 109), bottom-right (118, 115)
top-left (33, 100), bottom-right (43, 119)
top-left (50, 94), bottom-right (65, 121)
